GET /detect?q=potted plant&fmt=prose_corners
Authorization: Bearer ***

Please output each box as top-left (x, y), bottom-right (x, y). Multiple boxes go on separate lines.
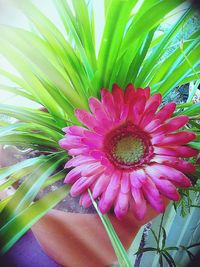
top-left (0, 1), bottom-right (199, 266)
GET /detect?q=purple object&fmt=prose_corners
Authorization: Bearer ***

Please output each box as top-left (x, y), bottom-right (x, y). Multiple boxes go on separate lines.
top-left (0, 230), bottom-right (60, 267)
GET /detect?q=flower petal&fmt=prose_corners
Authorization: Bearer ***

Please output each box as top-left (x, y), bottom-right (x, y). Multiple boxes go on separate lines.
top-left (151, 116), bottom-right (189, 136)
top-left (92, 174), bottom-right (110, 199)
top-left (145, 93), bottom-right (162, 112)
top-left (152, 132), bottom-right (196, 146)
top-left (114, 191), bottom-right (129, 219)
top-left (131, 96), bottom-right (146, 125)
top-left (79, 191), bottom-right (92, 208)
top-left (151, 178), bottom-right (180, 201)
top-left (64, 166), bottom-right (82, 183)
top-left (142, 178), bottom-right (165, 213)
top-left (98, 171), bottom-right (121, 214)
top-left (152, 155), bottom-right (195, 173)
top-left (100, 88), bottom-right (117, 120)
top-left (62, 125), bottom-right (85, 136)
top-left (146, 164), bottom-right (191, 188)
top-left (71, 175), bottom-right (97, 196)
top-left (155, 103), bottom-right (176, 123)
top-left (154, 146), bottom-right (198, 158)
top-left (65, 156), bottom-right (96, 168)
top-left (121, 172), bottom-right (130, 193)
top-left (75, 109), bottom-right (97, 130)
top-left (131, 187), bottom-right (147, 220)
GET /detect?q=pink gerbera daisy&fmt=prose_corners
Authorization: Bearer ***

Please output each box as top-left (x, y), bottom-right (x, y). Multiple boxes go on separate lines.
top-left (59, 84), bottom-right (197, 220)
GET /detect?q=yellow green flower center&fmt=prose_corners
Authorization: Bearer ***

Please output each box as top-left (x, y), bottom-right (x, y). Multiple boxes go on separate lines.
top-left (104, 122), bottom-right (154, 170)
top-left (112, 135), bottom-right (145, 164)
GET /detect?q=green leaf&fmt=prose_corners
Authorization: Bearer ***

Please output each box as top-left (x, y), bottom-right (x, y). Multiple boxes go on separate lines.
top-left (97, 0), bottom-right (137, 88)
top-left (0, 133), bottom-right (60, 150)
top-left (0, 185), bottom-right (70, 255)
top-left (11, 0), bottom-right (89, 108)
top-left (120, 0), bottom-right (184, 56)
top-left (136, 247), bottom-right (158, 255)
top-left (0, 157), bottom-right (45, 181)
top-left (0, 154), bottom-right (66, 225)
top-left (179, 102), bottom-right (200, 116)
top-left (0, 84), bottom-right (36, 102)
top-left (162, 251), bottom-right (176, 267)
top-left (0, 197), bottom-right (12, 213)
top-left (166, 246), bottom-right (179, 251)
top-left (188, 142), bottom-right (200, 150)
top-left (0, 104), bottom-right (61, 131)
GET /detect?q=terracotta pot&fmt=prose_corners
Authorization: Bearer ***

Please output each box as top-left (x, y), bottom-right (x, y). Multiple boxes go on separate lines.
top-left (31, 202), bottom-right (167, 267)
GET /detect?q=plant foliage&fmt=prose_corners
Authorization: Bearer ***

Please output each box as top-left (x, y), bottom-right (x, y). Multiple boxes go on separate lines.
top-left (0, 0), bottom-right (199, 264)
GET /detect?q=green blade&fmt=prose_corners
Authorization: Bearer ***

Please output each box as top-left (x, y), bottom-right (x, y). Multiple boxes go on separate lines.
top-left (0, 185), bottom-right (70, 255)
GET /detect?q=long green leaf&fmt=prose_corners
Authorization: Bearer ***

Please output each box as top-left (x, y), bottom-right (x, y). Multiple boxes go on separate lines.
top-left (0, 185), bottom-right (70, 255)
top-left (0, 154), bottom-right (66, 225)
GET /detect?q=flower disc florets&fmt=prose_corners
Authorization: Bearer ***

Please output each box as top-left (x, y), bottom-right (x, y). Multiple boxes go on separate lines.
top-left (104, 122), bottom-right (153, 170)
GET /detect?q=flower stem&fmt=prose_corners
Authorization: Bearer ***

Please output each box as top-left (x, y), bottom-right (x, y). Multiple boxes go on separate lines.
top-left (88, 190), bottom-right (132, 267)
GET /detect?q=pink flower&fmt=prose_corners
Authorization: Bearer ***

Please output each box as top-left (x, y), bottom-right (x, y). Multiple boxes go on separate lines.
top-left (59, 84), bottom-right (197, 220)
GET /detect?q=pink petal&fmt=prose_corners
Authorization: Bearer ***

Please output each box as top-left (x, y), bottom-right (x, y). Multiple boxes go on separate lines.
top-left (119, 104), bottom-right (129, 121)
top-left (144, 86), bottom-right (150, 100)
top-left (121, 172), bottom-right (130, 193)
top-left (81, 163), bottom-right (104, 176)
top-left (59, 136), bottom-right (83, 150)
top-left (92, 174), bottom-right (110, 199)
top-left (139, 109), bottom-right (156, 128)
top-left (79, 191), bottom-right (92, 208)
top-left (64, 166), bottom-right (82, 183)
top-left (152, 178), bottom-right (180, 201)
top-left (82, 137), bottom-right (103, 149)
top-left (152, 132), bottom-right (196, 146)
top-left (124, 84), bottom-right (136, 104)
top-left (145, 93), bottom-right (162, 112)
top-left (154, 146), bottom-right (198, 158)
top-left (152, 155), bottom-right (195, 173)
top-left (114, 191), bottom-right (129, 219)
top-left (88, 97), bottom-right (106, 117)
top-left (100, 88), bottom-right (117, 120)
top-left (142, 178), bottom-right (165, 213)
top-left (146, 164), bottom-right (192, 188)
top-left (131, 188), bottom-right (147, 220)
top-left (90, 150), bottom-right (105, 160)
top-left (62, 125), bottom-right (85, 136)
top-left (70, 176), bottom-right (97, 197)
top-left (68, 147), bottom-right (89, 156)
top-left (130, 171), bottom-right (142, 188)
top-left (98, 171), bottom-right (121, 214)
top-left (144, 119), bottom-right (161, 132)
top-left (65, 156), bottom-right (96, 168)
top-left (112, 84), bottom-right (125, 119)
top-left (155, 103), bottom-right (176, 123)
top-left (89, 97), bottom-right (114, 129)
top-left (130, 169), bottom-right (147, 188)
top-left (75, 109), bottom-right (97, 130)
top-left (131, 96), bottom-right (146, 125)
top-left (151, 116), bottom-right (189, 136)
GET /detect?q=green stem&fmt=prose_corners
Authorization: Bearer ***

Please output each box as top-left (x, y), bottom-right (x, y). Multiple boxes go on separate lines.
top-left (157, 213), bottom-right (165, 250)
top-left (88, 190), bottom-right (132, 267)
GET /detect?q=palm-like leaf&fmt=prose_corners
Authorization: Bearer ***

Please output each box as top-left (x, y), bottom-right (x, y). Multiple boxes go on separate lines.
top-left (0, 0), bottom-right (199, 259)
